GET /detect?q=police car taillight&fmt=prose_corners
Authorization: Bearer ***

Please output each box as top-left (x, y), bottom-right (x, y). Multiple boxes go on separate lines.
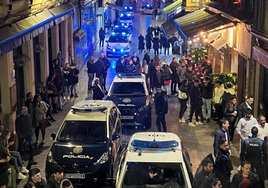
top-left (131, 140), bottom-right (179, 149)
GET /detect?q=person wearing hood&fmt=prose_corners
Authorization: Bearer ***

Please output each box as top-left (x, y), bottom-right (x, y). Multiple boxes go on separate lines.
top-left (178, 79), bottom-right (188, 123)
top-left (224, 96), bottom-right (238, 142)
top-left (201, 76), bottom-right (214, 123)
top-left (45, 165), bottom-right (64, 188)
top-left (214, 138), bottom-right (233, 188)
top-left (183, 65), bottom-right (195, 84)
top-left (146, 33), bottom-right (152, 53)
top-left (161, 60), bottom-right (172, 96)
top-left (27, 168), bottom-right (46, 188)
top-left (87, 55), bottom-right (96, 92)
top-left (116, 56), bottom-right (125, 73)
top-left (213, 81), bottom-right (225, 122)
top-left (221, 84), bottom-right (236, 112)
top-left (138, 34), bottom-right (145, 54)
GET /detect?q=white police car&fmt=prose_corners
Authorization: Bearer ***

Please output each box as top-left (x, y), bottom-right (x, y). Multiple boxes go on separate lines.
top-left (46, 100), bottom-right (122, 186)
top-left (112, 25), bottom-right (132, 41)
top-left (122, 6), bottom-right (134, 18)
top-left (106, 132), bottom-right (194, 188)
top-left (119, 13), bottom-right (133, 28)
top-left (106, 73), bottom-right (152, 129)
top-left (106, 33), bottom-right (130, 57)
top-left (140, 4), bottom-right (162, 15)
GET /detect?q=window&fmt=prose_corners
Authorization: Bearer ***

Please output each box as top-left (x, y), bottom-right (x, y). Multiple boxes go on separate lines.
top-left (110, 82), bottom-right (146, 95)
top-left (108, 36), bottom-right (128, 43)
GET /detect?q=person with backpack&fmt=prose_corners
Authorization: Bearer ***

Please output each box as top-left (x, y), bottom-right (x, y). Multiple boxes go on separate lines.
top-left (178, 79), bottom-right (188, 123)
top-left (161, 60), bottom-right (172, 96)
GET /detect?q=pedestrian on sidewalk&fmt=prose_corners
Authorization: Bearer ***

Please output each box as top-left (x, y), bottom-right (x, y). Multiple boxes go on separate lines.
top-left (143, 50), bottom-right (150, 65)
top-left (155, 88), bottom-right (168, 132)
top-left (238, 96), bottom-right (254, 120)
top-left (54, 69), bottom-right (64, 112)
top-left (45, 165), bottom-right (64, 188)
top-left (254, 115), bottom-right (268, 140)
top-left (192, 158), bottom-right (214, 188)
top-left (147, 25), bottom-right (154, 36)
top-left (213, 80), bottom-right (225, 122)
top-left (99, 28), bottom-right (105, 47)
top-left (138, 34), bottom-right (145, 54)
top-left (133, 57), bottom-right (141, 72)
top-left (141, 59), bottom-right (149, 87)
top-left (146, 33), bottom-right (152, 53)
top-left (25, 92), bottom-right (35, 129)
top-left (131, 52), bottom-right (140, 63)
top-left (87, 55), bottom-right (96, 93)
top-left (124, 60), bottom-right (137, 73)
top-left (178, 79), bottom-right (188, 123)
top-left (188, 79), bottom-right (204, 127)
top-left (213, 119), bottom-right (231, 157)
top-left (183, 65), bottom-right (195, 84)
top-left (221, 84), bottom-right (236, 112)
top-left (152, 65), bottom-right (164, 94)
top-left (27, 168), bottom-right (46, 188)
top-left (161, 60), bottom-right (172, 96)
top-left (163, 37), bottom-right (170, 56)
top-left (177, 59), bottom-right (187, 88)
top-left (159, 33), bottom-right (165, 54)
top-left (93, 78), bottom-right (105, 100)
top-left (152, 36), bottom-right (160, 56)
top-left (70, 65), bottom-right (79, 98)
top-left (214, 138), bottom-right (233, 188)
top-left (99, 53), bottom-right (110, 91)
top-left (116, 56), bottom-right (125, 73)
top-left (63, 63), bottom-right (72, 101)
top-left (240, 127), bottom-right (266, 188)
top-left (170, 57), bottom-right (179, 94)
top-left (47, 74), bottom-right (59, 113)
top-left (201, 76), bottom-right (214, 123)
top-left (224, 96), bottom-right (238, 143)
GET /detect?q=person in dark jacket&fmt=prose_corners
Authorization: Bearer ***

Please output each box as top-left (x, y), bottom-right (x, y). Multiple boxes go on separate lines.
top-left (189, 79), bottom-right (204, 127)
top-left (163, 37), bottom-right (170, 55)
top-left (143, 50), bottom-right (150, 65)
top-left (99, 53), bottom-right (110, 90)
top-left (28, 168), bottom-right (46, 188)
top-left (161, 61), bottom-right (172, 96)
top-left (214, 138), bottom-right (233, 188)
top-left (95, 57), bottom-right (105, 88)
top-left (25, 92), bottom-right (35, 128)
top-left (152, 36), bottom-right (160, 56)
top-left (152, 65), bottom-right (164, 91)
top-left (93, 78), bottom-right (105, 100)
top-left (116, 56), bottom-right (125, 73)
top-left (147, 25), bottom-right (154, 36)
top-left (131, 52), bottom-right (140, 63)
top-left (238, 96), bottom-right (254, 120)
top-left (138, 34), bottom-right (145, 54)
top-left (193, 158), bottom-right (214, 188)
top-left (159, 33), bottom-right (165, 54)
top-left (213, 119), bottom-right (231, 157)
top-left (99, 27), bottom-right (105, 47)
top-left (170, 57), bottom-right (179, 94)
top-left (70, 65), bottom-right (79, 98)
top-left (178, 79), bottom-right (188, 122)
top-left (183, 65), bottom-right (195, 83)
top-left (224, 97), bottom-right (238, 142)
top-left (201, 76), bottom-right (214, 123)
top-left (231, 161), bottom-right (261, 188)
top-left (133, 57), bottom-right (141, 72)
top-left (221, 83), bottom-right (236, 112)
top-left (87, 55), bottom-right (96, 92)
top-left (124, 60), bottom-right (137, 73)
top-left (146, 33), bottom-right (152, 53)
top-left (153, 26), bottom-right (161, 36)
top-left (63, 63), bottom-right (72, 101)
top-left (203, 60), bottom-right (213, 75)
top-left (148, 59), bottom-right (156, 90)
top-left (15, 106), bottom-right (36, 169)
top-left (45, 165), bottom-right (64, 188)
top-left (155, 88), bottom-right (168, 132)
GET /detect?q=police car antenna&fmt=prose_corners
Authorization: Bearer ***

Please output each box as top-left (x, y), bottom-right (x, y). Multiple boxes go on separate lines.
top-left (153, 133), bottom-right (156, 141)
top-left (134, 148), bottom-right (142, 156)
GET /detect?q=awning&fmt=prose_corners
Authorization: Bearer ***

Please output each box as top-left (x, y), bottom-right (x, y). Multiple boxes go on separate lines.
top-left (32, 10), bottom-right (54, 30)
top-left (207, 32), bottom-right (220, 42)
top-left (174, 8), bottom-right (232, 40)
top-left (49, 3), bottom-right (73, 24)
top-left (106, 2), bottom-right (122, 11)
top-left (163, 0), bottom-right (182, 15)
top-left (96, 7), bottom-right (104, 16)
top-left (209, 37), bottom-right (228, 50)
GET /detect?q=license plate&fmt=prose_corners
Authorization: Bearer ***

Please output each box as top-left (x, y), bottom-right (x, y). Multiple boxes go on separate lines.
top-left (65, 173), bottom-right (85, 179)
top-left (122, 116), bottom-right (134, 119)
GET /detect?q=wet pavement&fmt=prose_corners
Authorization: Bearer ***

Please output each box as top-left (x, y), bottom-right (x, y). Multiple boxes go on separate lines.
top-left (18, 11), bottom-right (250, 187)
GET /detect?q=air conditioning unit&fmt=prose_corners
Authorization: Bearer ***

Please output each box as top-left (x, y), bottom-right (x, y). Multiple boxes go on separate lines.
top-left (34, 42), bottom-right (45, 53)
top-left (16, 54), bottom-right (31, 67)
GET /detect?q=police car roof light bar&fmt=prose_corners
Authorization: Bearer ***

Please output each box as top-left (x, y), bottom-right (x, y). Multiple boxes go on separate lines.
top-left (71, 106), bottom-right (107, 113)
top-left (118, 73), bottom-right (142, 78)
top-left (131, 140), bottom-right (179, 149)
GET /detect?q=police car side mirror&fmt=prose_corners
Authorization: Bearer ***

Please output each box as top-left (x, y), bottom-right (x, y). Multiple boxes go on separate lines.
top-left (51, 133), bottom-right (56, 140)
top-left (105, 178), bottom-right (116, 187)
top-left (112, 134), bottom-right (120, 141)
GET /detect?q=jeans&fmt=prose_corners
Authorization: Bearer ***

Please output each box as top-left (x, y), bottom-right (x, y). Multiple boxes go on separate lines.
top-left (64, 85), bottom-right (70, 98)
top-left (88, 73), bottom-right (94, 90)
top-left (9, 151), bottom-right (23, 173)
top-left (35, 122), bottom-right (45, 142)
top-left (202, 98), bottom-right (212, 119)
top-left (179, 99), bottom-right (187, 119)
top-left (171, 78), bottom-right (178, 93)
top-left (189, 105), bottom-right (204, 122)
top-left (71, 84), bottom-right (77, 95)
top-left (164, 47), bottom-right (169, 56)
top-left (163, 83), bottom-right (171, 95)
top-left (228, 120), bottom-right (236, 142)
top-left (100, 39), bottom-right (104, 47)
top-left (154, 49), bottom-right (159, 56)
top-left (156, 113), bottom-right (167, 132)
top-left (18, 135), bottom-right (34, 162)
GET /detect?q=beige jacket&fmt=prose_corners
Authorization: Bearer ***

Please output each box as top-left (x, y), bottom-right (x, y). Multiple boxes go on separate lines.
top-left (35, 101), bottom-right (48, 126)
top-left (213, 84), bottom-right (225, 104)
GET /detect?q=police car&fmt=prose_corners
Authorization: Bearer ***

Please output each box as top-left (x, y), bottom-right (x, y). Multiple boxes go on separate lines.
top-left (112, 25), bottom-right (132, 41)
top-left (140, 4), bottom-right (162, 15)
top-left (122, 6), bottom-right (134, 18)
top-left (106, 73), bottom-right (152, 129)
top-left (106, 33), bottom-right (130, 57)
top-left (45, 100), bottom-right (122, 186)
top-left (106, 132), bottom-right (193, 188)
top-left (119, 13), bottom-right (133, 28)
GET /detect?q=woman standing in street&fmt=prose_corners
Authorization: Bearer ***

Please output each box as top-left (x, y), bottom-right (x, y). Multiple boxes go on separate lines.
top-left (224, 96), bottom-right (238, 143)
top-left (146, 33), bottom-right (152, 53)
top-left (178, 79), bottom-right (189, 123)
top-left (138, 34), bottom-right (145, 54)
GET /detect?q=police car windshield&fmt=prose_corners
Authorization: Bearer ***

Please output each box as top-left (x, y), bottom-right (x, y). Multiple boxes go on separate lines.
top-left (111, 82), bottom-right (146, 96)
top-left (58, 121), bottom-right (107, 142)
top-left (122, 162), bottom-right (186, 188)
top-left (120, 16), bottom-right (132, 20)
top-left (108, 36), bottom-right (128, 43)
top-left (113, 28), bottom-right (129, 34)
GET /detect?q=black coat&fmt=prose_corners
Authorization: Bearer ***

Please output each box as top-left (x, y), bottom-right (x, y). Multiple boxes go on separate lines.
top-left (133, 61), bottom-right (141, 72)
top-left (116, 59), bottom-right (125, 73)
top-left (152, 37), bottom-right (160, 50)
top-left (224, 102), bottom-right (238, 123)
top-left (93, 84), bottom-right (104, 100)
top-left (45, 175), bottom-right (60, 188)
top-left (147, 26), bottom-right (154, 36)
top-left (193, 170), bottom-right (214, 188)
top-left (87, 60), bottom-right (96, 74)
top-left (100, 57), bottom-right (111, 72)
top-left (163, 37), bottom-right (170, 48)
top-left (213, 128), bottom-right (231, 157)
top-left (161, 65), bottom-right (171, 81)
top-left (15, 114), bottom-right (33, 139)
top-left (124, 64), bottom-right (136, 73)
top-left (238, 102), bottom-right (254, 119)
top-left (201, 82), bottom-right (214, 99)
top-left (146, 34), bottom-right (152, 49)
top-left (189, 85), bottom-right (202, 106)
top-left (70, 68), bottom-right (79, 85)
top-left (143, 53), bottom-right (150, 64)
top-left (28, 178), bottom-right (46, 188)
top-left (155, 91), bottom-right (168, 115)
top-left (99, 29), bottom-right (105, 40)
top-left (231, 171), bottom-right (261, 188)
top-left (152, 71), bottom-right (164, 88)
top-left (95, 59), bottom-right (105, 77)
top-left (63, 68), bottom-right (72, 86)
top-left (184, 69), bottom-right (195, 82)
top-left (138, 35), bottom-right (145, 50)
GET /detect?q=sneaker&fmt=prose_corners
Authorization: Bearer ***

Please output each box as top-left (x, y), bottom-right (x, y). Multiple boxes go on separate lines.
top-left (188, 122), bottom-right (196, 127)
top-left (63, 96), bottom-right (66, 100)
top-left (21, 166), bottom-right (29, 174)
top-left (181, 118), bottom-right (186, 123)
top-left (17, 172), bottom-right (27, 179)
top-left (196, 122), bottom-right (203, 125)
top-left (237, 165), bottom-right (241, 171)
top-left (67, 96), bottom-right (70, 101)
top-left (179, 119), bottom-right (182, 123)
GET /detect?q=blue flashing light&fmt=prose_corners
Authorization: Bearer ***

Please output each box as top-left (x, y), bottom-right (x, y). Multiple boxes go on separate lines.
top-left (115, 25), bottom-right (119, 27)
top-left (120, 49), bottom-right (124, 52)
top-left (125, 6), bottom-right (127, 9)
top-left (118, 73), bottom-right (142, 78)
top-left (122, 32), bottom-right (126, 36)
top-left (120, 14), bottom-right (124, 17)
top-left (124, 25), bottom-right (128, 28)
top-left (112, 49), bottom-right (116, 52)
top-left (130, 7), bottom-right (132, 9)
top-left (121, 23), bottom-right (125, 26)
top-left (131, 140), bottom-right (179, 149)
top-left (111, 32), bottom-right (115, 35)
top-left (143, 126), bottom-right (146, 129)
top-left (135, 126), bottom-right (138, 129)
top-left (147, 4), bottom-right (150, 7)
top-left (127, 14), bottom-right (131, 16)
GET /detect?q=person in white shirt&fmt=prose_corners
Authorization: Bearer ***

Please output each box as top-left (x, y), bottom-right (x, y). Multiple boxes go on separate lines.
top-left (254, 115), bottom-right (268, 140)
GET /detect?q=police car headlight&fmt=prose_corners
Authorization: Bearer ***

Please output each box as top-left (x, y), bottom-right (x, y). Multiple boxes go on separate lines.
top-left (47, 151), bottom-right (58, 164)
top-left (139, 99), bottom-right (150, 111)
top-left (94, 152), bottom-right (109, 165)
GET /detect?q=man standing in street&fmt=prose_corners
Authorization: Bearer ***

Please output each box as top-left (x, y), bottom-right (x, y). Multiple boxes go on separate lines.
top-left (87, 55), bottom-right (96, 93)
top-left (170, 57), bottom-right (178, 94)
top-left (193, 158), bottom-right (214, 188)
top-left (231, 161), bottom-right (261, 188)
top-left (238, 96), bottom-right (254, 119)
top-left (155, 88), bottom-right (168, 132)
top-left (25, 92), bottom-right (35, 127)
top-left (99, 28), bottom-right (105, 47)
top-left (97, 53), bottom-right (110, 90)
top-left (143, 50), bottom-right (150, 65)
top-left (254, 115), bottom-right (268, 140)
top-left (214, 138), bottom-right (233, 188)
top-left (201, 76), bottom-right (214, 123)
top-left (241, 127), bottom-right (266, 188)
